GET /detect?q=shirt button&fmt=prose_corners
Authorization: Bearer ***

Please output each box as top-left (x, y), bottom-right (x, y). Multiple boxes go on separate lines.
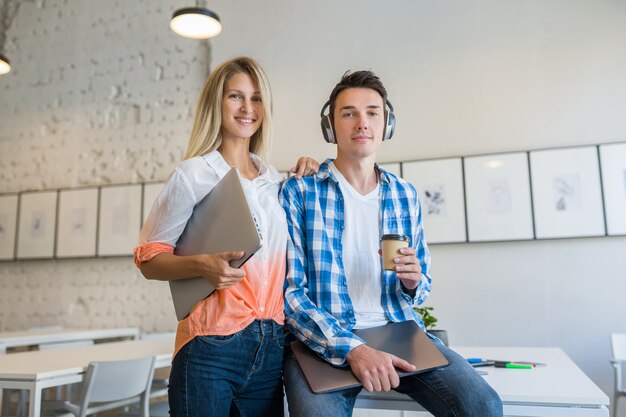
top-left (260, 306), bottom-right (265, 312)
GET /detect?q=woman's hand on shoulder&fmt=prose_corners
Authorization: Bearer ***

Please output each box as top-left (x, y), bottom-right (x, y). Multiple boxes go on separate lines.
top-left (290, 157), bottom-right (320, 179)
top-left (194, 251), bottom-right (246, 290)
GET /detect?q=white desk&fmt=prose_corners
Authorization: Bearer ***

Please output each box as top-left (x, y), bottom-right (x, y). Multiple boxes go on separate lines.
top-left (1, 343), bottom-right (609, 417)
top-left (0, 327), bottom-right (140, 354)
top-left (0, 337), bottom-right (174, 417)
top-left (356, 346), bottom-right (610, 417)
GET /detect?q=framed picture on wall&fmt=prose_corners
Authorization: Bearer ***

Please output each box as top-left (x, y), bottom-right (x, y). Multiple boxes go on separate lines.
top-left (16, 191), bottom-right (58, 259)
top-left (0, 195), bottom-right (18, 260)
top-left (599, 142), bottom-right (626, 235)
top-left (402, 158), bottom-right (467, 244)
top-left (142, 182), bottom-right (165, 226)
top-left (530, 146), bottom-right (605, 239)
top-left (98, 184), bottom-right (142, 256)
top-left (464, 152), bottom-right (534, 242)
top-left (56, 188), bottom-right (99, 258)
top-left (379, 162), bottom-right (402, 177)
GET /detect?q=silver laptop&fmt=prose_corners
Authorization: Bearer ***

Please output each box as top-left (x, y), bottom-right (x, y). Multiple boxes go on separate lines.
top-left (171, 168), bottom-right (263, 320)
top-left (291, 320), bottom-right (449, 393)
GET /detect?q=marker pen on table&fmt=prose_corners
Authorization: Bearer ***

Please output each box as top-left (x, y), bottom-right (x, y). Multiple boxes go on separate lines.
top-left (494, 361), bottom-right (533, 369)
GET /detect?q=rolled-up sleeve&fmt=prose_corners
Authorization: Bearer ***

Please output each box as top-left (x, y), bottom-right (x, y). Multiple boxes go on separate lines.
top-left (133, 167), bottom-right (201, 268)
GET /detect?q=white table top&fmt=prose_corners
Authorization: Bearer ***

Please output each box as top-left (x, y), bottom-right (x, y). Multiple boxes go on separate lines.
top-left (455, 346), bottom-right (609, 407)
top-left (0, 337), bottom-right (174, 382)
top-left (0, 327), bottom-right (140, 350)
top-left (0, 342), bottom-right (608, 411)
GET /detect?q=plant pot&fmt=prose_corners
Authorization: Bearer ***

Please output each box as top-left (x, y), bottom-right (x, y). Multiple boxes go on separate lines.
top-left (429, 329), bottom-right (449, 347)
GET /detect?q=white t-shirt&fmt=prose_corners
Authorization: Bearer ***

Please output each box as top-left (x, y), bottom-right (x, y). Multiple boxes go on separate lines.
top-left (138, 150), bottom-right (288, 275)
top-left (329, 163), bottom-right (388, 329)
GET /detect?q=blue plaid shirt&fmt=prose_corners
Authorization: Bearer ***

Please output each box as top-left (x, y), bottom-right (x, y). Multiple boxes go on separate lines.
top-left (279, 160), bottom-right (432, 366)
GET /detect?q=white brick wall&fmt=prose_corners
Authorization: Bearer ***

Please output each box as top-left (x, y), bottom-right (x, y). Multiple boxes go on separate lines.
top-left (0, 0), bottom-right (207, 332)
top-left (0, 258), bottom-right (176, 332)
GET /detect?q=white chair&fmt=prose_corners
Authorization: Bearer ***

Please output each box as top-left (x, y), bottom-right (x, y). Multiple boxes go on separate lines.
top-left (40, 341), bottom-right (96, 403)
top-left (611, 333), bottom-right (626, 417)
top-left (117, 332), bottom-right (175, 417)
top-left (138, 332), bottom-right (175, 399)
top-left (42, 355), bottom-right (156, 417)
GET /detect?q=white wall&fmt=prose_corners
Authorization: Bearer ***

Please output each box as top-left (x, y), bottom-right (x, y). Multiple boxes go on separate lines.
top-left (1, 0), bottom-right (626, 414)
top-left (209, 0), bottom-right (626, 169)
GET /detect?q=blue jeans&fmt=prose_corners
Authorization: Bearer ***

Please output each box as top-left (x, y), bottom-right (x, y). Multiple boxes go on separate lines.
top-left (284, 337), bottom-right (503, 417)
top-left (169, 320), bottom-right (286, 417)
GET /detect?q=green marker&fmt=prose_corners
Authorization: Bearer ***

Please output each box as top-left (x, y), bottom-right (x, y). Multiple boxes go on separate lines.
top-left (507, 363), bottom-right (533, 369)
top-left (495, 361), bottom-right (533, 369)
top-left (504, 363), bottom-right (533, 369)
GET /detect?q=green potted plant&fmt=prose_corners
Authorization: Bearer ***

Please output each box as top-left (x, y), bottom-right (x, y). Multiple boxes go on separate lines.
top-left (413, 305), bottom-right (449, 346)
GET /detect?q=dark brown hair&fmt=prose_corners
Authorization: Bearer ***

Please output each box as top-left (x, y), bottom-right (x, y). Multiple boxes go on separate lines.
top-left (328, 70), bottom-right (388, 117)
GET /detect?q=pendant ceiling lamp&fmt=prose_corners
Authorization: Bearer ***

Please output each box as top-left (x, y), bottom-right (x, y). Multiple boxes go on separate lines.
top-left (0, 53), bottom-right (10, 75)
top-left (170, 2), bottom-right (222, 39)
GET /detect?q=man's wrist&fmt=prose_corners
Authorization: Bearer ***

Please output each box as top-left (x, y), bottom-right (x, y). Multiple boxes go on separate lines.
top-left (400, 280), bottom-right (418, 297)
top-left (346, 343), bottom-right (365, 363)
top-left (346, 341), bottom-right (367, 362)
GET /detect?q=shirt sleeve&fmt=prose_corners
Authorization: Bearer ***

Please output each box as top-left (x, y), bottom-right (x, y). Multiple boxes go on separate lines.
top-left (133, 167), bottom-right (199, 267)
top-left (133, 242), bottom-right (174, 268)
top-left (410, 188), bottom-right (432, 306)
top-left (280, 179), bottom-right (365, 366)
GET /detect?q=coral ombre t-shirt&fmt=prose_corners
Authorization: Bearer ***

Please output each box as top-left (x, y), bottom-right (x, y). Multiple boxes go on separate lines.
top-left (134, 151), bottom-right (288, 357)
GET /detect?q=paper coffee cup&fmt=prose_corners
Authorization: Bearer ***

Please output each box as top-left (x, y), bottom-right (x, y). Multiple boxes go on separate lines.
top-left (381, 234), bottom-right (410, 270)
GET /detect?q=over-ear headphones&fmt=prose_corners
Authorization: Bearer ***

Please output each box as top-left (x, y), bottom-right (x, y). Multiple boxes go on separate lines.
top-left (320, 98), bottom-right (396, 144)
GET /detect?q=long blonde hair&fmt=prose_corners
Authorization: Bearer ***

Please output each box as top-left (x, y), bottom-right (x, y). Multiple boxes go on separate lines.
top-left (183, 57), bottom-right (273, 161)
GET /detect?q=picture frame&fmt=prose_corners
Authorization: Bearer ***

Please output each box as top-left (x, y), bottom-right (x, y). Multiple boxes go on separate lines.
top-left (379, 162), bottom-right (402, 177)
top-left (402, 158), bottom-right (467, 244)
top-left (16, 191), bottom-right (58, 259)
top-left (529, 146), bottom-right (605, 239)
top-left (464, 152), bottom-right (534, 242)
top-left (0, 194), bottom-right (18, 260)
top-left (599, 142), bottom-right (626, 235)
top-left (97, 184), bottom-right (142, 256)
top-left (55, 188), bottom-right (99, 258)
top-left (142, 182), bottom-right (165, 226)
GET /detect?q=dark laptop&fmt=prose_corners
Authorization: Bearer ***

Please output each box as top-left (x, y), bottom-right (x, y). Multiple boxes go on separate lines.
top-left (291, 320), bottom-right (449, 393)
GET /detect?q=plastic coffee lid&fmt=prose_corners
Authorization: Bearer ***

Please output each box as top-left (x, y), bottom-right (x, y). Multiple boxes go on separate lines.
top-left (380, 234), bottom-right (409, 241)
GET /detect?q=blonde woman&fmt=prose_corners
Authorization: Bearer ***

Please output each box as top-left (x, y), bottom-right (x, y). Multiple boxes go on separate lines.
top-left (134, 57), bottom-right (318, 417)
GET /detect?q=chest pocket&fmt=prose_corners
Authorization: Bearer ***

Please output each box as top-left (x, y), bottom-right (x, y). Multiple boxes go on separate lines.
top-left (383, 209), bottom-right (414, 242)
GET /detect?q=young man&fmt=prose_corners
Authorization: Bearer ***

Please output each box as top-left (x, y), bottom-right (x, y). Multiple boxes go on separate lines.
top-left (279, 71), bottom-right (503, 417)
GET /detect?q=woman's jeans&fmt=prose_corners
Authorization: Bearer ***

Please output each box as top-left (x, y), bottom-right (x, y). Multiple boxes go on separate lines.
top-left (169, 320), bottom-right (285, 417)
top-left (284, 337), bottom-right (503, 417)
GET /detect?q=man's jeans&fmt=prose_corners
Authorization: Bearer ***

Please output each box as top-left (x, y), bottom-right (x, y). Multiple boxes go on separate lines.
top-left (284, 337), bottom-right (503, 417)
top-left (169, 320), bottom-right (286, 417)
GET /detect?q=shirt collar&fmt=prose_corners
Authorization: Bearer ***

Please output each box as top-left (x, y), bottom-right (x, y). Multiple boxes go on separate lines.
top-left (317, 158), bottom-right (391, 185)
top-left (202, 150), bottom-right (270, 179)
